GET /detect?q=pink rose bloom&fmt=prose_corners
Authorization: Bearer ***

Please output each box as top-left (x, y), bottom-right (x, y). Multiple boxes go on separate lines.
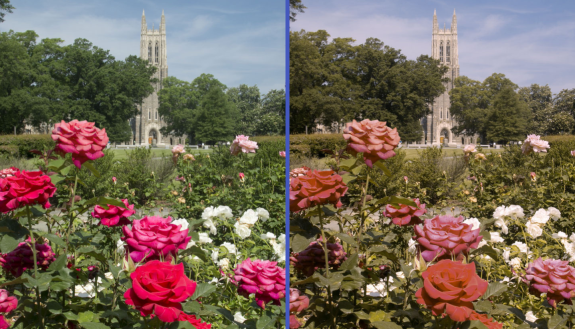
top-left (530, 172), bottom-right (537, 181)
top-left (230, 135), bottom-right (258, 155)
top-left (112, 177), bottom-right (117, 185)
top-left (382, 198), bottom-right (427, 227)
top-left (289, 288), bottom-right (309, 329)
top-left (172, 144), bottom-right (185, 155)
top-left (233, 258), bottom-right (285, 309)
top-left (0, 167), bottom-right (19, 179)
top-left (91, 199), bottom-right (135, 227)
top-left (122, 216), bottom-right (191, 263)
top-left (0, 170), bottom-right (57, 213)
top-left (571, 150), bottom-right (575, 157)
top-left (521, 134), bottom-right (550, 154)
top-left (0, 315), bottom-right (8, 329)
top-left (463, 144), bottom-right (477, 154)
top-left (414, 215), bottom-right (482, 262)
top-left (290, 238), bottom-right (347, 277)
top-left (0, 238), bottom-right (56, 277)
top-left (343, 119), bottom-right (400, 167)
top-left (525, 258), bottom-right (575, 307)
top-left (51, 120), bottom-right (109, 168)
top-left (0, 289), bottom-right (17, 313)
top-left (279, 151), bottom-right (286, 158)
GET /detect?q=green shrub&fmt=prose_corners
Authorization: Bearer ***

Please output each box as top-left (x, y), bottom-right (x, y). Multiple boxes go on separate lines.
top-left (289, 134), bottom-right (346, 158)
top-left (0, 134), bottom-right (55, 158)
top-left (0, 145), bottom-right (18, 157)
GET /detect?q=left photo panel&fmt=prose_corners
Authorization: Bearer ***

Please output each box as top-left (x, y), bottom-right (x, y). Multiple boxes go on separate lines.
top-left (0, 0), bottom-right (287, 328)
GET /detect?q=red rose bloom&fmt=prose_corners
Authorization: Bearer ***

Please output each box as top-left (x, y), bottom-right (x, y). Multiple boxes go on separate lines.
top-left (290, 170), bottom-right (348, 212)
top-left (290, 238), bottom-right (347, 277)
top-left (415, 260), bottom-right (488, 322)
top-left (0, 238), bottom-right (56, 277)
top-left (0, 315), bottom-right (8, 329)
top-left (233, 259), bottom-right (285, 309)
top-left (383, 198), bottom-right (427, 226)
top-left (177, 313), bottom-right (211, 329)
top-left (414, 215), bottom-right (482, 262)
top-left (525, 257), bottom-right (575, 307)
top-left (51, 120), bottom-right (109, 168)
top-left (465, 312), bottom-right (503, 329)
top-left (0, 289), bottom-right (17, 313)
top-left (0, 170), bottom-right (56, 213)
top-left (343, 119), bottom-right (400, 167)
top-left (92, 199), bottom-right (135, 227)
top-left (124, 261), bottom-right (196, 322)
top-left (122, 216), bottom-right (191, 263)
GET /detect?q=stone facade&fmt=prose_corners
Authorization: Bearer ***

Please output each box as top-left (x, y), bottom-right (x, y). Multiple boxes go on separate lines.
top-left (421, 10), bottom-right (477, 146)
top-left (130, 10), bottom-right (185, 146)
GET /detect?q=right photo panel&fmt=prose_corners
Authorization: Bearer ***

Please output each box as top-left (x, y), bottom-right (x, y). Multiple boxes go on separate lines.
top-left (288, 0), bottom-right (575, 328)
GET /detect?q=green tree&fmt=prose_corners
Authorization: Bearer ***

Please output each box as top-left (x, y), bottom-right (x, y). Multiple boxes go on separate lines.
top-left (194, 86), bottom-right (239, 143)
top-left (290, 0), bottom-right (306, 22)
top-left (258, 89), bottom-right (285, 135)
top-left (554, 88), bottom-right (575, 116)
top-left (0, 0), bottom-right (14, 22)
top-left (485, 86), bottom-right (530, 143)
top-left (518, 84), bottom-right (553, 134)
top-left (227, 84), bottom-right (261, 135)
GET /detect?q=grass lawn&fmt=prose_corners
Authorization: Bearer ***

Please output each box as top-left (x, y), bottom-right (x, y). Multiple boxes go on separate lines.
top-left (401, 147), bottom-right (504, 160)
top-left (108, 147), bottom-right (213, 160)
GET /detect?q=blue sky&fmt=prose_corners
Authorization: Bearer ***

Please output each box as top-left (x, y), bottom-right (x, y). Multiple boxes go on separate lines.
top-left (1, 0), bottom-right (285, 93)
top-left (291, 0), bottom-right (575, 94)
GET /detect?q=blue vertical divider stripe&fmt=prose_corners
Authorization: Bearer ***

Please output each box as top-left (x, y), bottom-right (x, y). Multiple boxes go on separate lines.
top-left (284, 0), bottom-right (290, 326)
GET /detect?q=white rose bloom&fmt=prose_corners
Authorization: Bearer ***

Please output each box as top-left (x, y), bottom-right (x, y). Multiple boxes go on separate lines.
top-left (210, 277), bottom-right (219, 284)
top-left (502, 276), bottom-right (510, 283)
top-left (211, 250), bottom-right (219, 263)
top-left (218, 258), bottom-right (230, 270)
top-left (407, 239), bottom-right (417, 254)
top-left (186, 239), bottom-right (196, 249)
top-left (203, 218), bottom-right (217, 235)
top-left (255, 208), bottom-right (270, 221)
top-left (104, 272), bottom-right (114, 280)
top-left (561, 240), bottom-right (575, 262)
top-left (479, 255), bottom-right (492, 262)
top-left (365, 278), bottom-right (396, 297)
top-left (531, 209), bottom-right (550, 225)
top-left (548, 207), bottom-right (561, 221)
top-left (201, 206), bottom-right (217, 219)
top-left (171, 218), bottom-right (189, 231)
top-left (234, 312), bottom-right (246, 323)
top-left (117, 239), bottom-right (125, 255)
top-left (477, 239), bottom-right (488, 248)
top-left (525, 221), bottom-right (543, 238)
top-left (75, 277), bottom-right (104, 298)
top-left (493, 206), bottom-right (507, 220)
top-left (239, 209), bottom-right (259, 225)
top-left (512, 241), bottom-right (529, 254)
top-left (198, 233), bottom-right (213, 244)
top-left (215, 206), bottom-right (233, 219)
top-left (509, 257), bottom-right (522, 269)
top-left (505, 205), bottom-right (525, 219)
top-left (396, 271), bottom-right (405, 279)
top-left (553, 231), bottom-right (568, 240)
top-left (234, 221), bottom-right (251, 239)
top-left (490, 232), bottom-right (504, 243)
top-left (494, 217), bottom-right (509, 235)
top-left (502, 248), bottom-right (510, 262)
top-left (525, 311), bottom-right (538, 322)
top-left (261, 232), bottom-right (277, 240)
top-left (221, 242), bottom-right (237, 255)
top-left (271, 234), bottom-right (286, 262)
top-left (463, 217), bottom-right (481, 230)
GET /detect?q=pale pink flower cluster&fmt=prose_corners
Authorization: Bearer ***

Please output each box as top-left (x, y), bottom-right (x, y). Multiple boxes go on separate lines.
top-left (521, 135), bottom-right (550, 154)
top-left (172, 144), bottom-right (186, 155)
top-left (571, 150), bottom-right (575, 157)
top-left (463, 144), bottom-right (477, 154)
top-left (230, 135), bottom-right (258, 155)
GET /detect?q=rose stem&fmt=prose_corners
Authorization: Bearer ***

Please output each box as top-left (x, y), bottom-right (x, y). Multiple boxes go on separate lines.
top-left (318, 204), bottom-right (335, 328)
top-left (26, 205), bottom-right (42, 327)
top-left (66, 170), bottom-right (79, 244)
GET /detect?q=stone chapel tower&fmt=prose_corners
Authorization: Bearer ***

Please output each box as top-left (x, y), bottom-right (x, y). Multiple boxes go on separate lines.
top-left (130, 10), bottom-right (184, 146)
top-left (421, 10), bottom-right (475, 146)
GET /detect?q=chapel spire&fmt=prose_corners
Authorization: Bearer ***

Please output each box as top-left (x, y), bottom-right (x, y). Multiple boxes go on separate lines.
top-left (433, 9), bottom-right (438, 33)
top-left (160, 9), bottom-right (165, 34)
top-left (141, 9), bottom-right (146, 33)
top-left (451, 9), bottom-right (457, 33)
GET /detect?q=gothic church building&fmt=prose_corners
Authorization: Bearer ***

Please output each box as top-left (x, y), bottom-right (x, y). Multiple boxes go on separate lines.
top-left (130, 10), bottom-right (186, 146)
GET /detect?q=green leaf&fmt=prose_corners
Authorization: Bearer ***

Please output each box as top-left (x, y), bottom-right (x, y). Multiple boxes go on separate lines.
top-left (339, 254), bottom-right (358, 271)
top-left (459, 320), bottom-right (489, 329)
top-left (548, 314), bottom-right (568, 329)
top-left (256, 314), bottom-right (277, 329)
top-left (474, 300), bottom-right (492, 313)
top-left (335, 233), bottom-right (357, 248)
top-left (483, 282), bottom-right (507, 299)
top-left (48, 254), bottom-right (67, 271)
top-left (369, 310), bottom-right (389, 322)
top-left (82, 161), bottom-right (101, 178)
top-left (0, 235), bottom-right (20, 253)
top-left (49, 175), bottom-right (65, 185)
top-left (373, 161), bottom-right (392, 177)
top-left (337, 299), bottom-right (354, 314)
top-left (371, 322), bottom-right (401, 329)
top-left (387, 196), bottom-right (417, 207)
top-left (80, 323), bottom-right (110, 329)
top-left (494, 304), bottom-right (525, 321)
top-left (191, 283), bottom-right (217, 300)
top-left (44, 233), bottom-right (66, 248)
top-left (182, 301), bottom-right (201, 314)
top-left (291, 234), bottom-right (313, 253)
top-left (203, 305), bottom-right (234, 322)
top-left (46, 301), bottom-right (63, 315)
top-left (168, 323), bottom-right (198, 329)
top-left (472, 245), bottom-right (500, 261)
top-left (78, 311), bottom-right (97, 323)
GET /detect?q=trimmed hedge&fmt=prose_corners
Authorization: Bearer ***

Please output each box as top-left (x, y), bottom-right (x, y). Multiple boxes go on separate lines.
top-left (545, 135), bottom-right (575, 143)
top-left (289, 133), bottom-right (346, 158)
top-left (0, 134), bottom-right (55, 158)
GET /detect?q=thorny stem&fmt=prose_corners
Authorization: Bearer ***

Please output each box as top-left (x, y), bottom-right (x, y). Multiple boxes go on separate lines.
top-left (26, 205), bottom-right (42, 328)
top-left (356, 171), bottom-right (370, 254)
top-left (318, 205), bottom-right (335, 328)
top-left (65, 171), bottom-right (79, 244)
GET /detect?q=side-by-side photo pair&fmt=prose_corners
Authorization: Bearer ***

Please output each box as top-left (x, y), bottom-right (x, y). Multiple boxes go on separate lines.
top-left (0, 0), bottom-right (574, 328)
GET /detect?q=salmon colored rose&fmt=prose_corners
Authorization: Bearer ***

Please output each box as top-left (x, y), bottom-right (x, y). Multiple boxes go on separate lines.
top-left (177, 313), bottom-right (211, 329)
top-left (525, 257), bottom-right (575, 307)
top-left (122, 216), bottom-right (191, 263)
top-left (383, 198), bottom-right (427, 226)
top-left (343, 119), bottom-right (400, 167)
top-left (92, 199), bottom-right (135, 227)
top-left (0, 170), bottom-right (56, 213)
top-left (289, 288), bottom-right (309, 329)
top-left (290, 170), bottom-right (348, 212)
top-left (463, 312), bottom-right (503, 329)
top-left (51, 120), bottom-right (109, 168)
top-left (415, 260), bottom-right (488, 322)
top-left (124, 261), bottom-right (196, 322)
top-left (414, 215), bottom-right (482, 262)
top-left (0, 289), bottom-right (17, 313)
top-left (233, 259), bottom-right (285, 309)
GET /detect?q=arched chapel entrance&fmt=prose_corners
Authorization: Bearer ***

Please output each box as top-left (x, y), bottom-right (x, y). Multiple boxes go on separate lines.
top-left (149, 129), bottom-right (159, 145)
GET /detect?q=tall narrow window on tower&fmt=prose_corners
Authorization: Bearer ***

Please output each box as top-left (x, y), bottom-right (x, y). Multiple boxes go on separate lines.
top-left (440, 41), bottom-right (444, 62)
top-left (446, 41), bottom-right (450, 63)
top-left (155, 42), bottom-right (159, 63)
top-left (148, 42), bottom-right (152, 63)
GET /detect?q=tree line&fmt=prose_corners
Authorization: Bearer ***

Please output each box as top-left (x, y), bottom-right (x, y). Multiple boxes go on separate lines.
top-left (0, 29), bottom-right (285, 144)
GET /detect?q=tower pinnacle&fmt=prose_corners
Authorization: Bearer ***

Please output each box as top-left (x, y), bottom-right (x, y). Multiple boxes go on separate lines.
top-left (451, 9), bottom-right (457, 33)
top-left (433, 9), bottom-right (438, 33)
top-left (141, 9), bottom-right (146, 32)
top-left (160, 9), bottom-right (166, 33)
